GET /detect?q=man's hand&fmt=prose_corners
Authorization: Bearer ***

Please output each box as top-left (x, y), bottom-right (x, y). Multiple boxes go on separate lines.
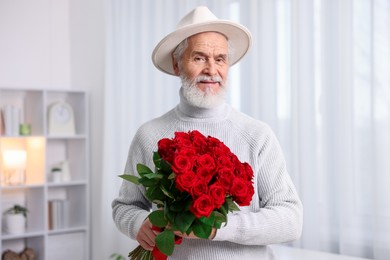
top-left (136, 218), bottom-right (159, 251)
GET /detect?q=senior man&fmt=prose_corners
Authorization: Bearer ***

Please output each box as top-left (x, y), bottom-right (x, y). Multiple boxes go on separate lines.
top-left (112, 6), bottom-right (303, 259)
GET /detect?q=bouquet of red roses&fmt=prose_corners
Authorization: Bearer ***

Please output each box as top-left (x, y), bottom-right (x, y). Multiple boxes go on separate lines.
top-left (119, 130), bottom-right (254, 259)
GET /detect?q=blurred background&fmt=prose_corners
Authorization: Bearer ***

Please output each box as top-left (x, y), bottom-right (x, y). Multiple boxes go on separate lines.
top-left (0, 0), bottom-right (389, 259)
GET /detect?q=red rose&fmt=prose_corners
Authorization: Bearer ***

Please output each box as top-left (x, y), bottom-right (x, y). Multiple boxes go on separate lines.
top-left (209, 140), bottom-right (232, 157)
top-left (216, 167), bottom-right (235, 192)
top-left (177, 147), bottom-right (197, 159)
top-left (189, 130), bottom-right (207, 141)
top-left (174, 132), bottom-right (192, 148)
top-left (190, 194), bottom-right (214, 218)
top-left (231, 154), bottom-right (241, 168)
top-left (207, 136), bottom-right (223, 148)
top-left (213, 144), bottom-right (232, 158)
top-left (243, 162), bottom-right (254, 181)
top-left (191, 131), bottom-right (208, 152)
top-left (174, 131), bottom-right (191, 140)
top-left (216, 155), bottom-right (234, 170)
top-left (195, 167), bottom-right (214, 183)
top-left (233, 163), bottom-right (245, 177)
top-left (208, 183), bottom-right (225, 208)
top-left (172, 154), bottom-right (193, 174)
top-left (191, 179), bottom-right (209, 198)
top-left (196, 154), bottom-right (216, 171)
top-left (230, 178), bottom-right (254, 206)
top-left (157, 138), bottom-right (175, 162)
top-left (175, 171), bottom-right (198, 192)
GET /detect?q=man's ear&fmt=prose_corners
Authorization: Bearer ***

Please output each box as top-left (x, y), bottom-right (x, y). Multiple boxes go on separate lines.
top-left (172, 56), bottom-right (180, 76)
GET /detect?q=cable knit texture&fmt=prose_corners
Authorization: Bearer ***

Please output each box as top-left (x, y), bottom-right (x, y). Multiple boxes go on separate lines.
top-left (112, 88), bottom-right (303, 259)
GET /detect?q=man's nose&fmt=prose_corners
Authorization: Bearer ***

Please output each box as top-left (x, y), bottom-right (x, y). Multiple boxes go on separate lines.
top-left (203, 60), bottom-right (217, 75)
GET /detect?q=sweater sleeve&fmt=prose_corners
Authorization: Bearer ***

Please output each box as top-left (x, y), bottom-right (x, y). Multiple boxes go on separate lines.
top-left (111, 131), bottom-right (153, 239)
top-left (213, 125), bottom-right (303, 245)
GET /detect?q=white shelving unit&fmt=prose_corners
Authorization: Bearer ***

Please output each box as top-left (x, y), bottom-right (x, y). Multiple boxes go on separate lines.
top-left (0, 88), bottom-right (89, 260)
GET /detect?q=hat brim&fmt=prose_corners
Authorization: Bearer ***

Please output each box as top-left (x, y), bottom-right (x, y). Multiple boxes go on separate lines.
top-left (152, 20), bottom-right (252, 76)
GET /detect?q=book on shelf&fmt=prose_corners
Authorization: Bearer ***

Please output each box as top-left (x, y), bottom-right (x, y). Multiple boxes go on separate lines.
top-left (48, 199), bottom-right (69, 230)
top-left (1, 105), bottom-right (21, 136)
top-left (0, 108), bottom-right (3, 135)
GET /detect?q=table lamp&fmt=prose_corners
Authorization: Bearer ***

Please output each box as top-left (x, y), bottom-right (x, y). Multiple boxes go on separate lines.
top-left (2, 150), bottom-right (27, 185)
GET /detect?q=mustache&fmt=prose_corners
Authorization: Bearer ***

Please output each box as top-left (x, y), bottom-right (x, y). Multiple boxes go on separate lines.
top-left (194, 75), bottom-right (222, 84)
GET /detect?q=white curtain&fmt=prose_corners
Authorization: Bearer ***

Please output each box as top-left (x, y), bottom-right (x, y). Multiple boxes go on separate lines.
top-left (101, 0), bottom-right (390, 259)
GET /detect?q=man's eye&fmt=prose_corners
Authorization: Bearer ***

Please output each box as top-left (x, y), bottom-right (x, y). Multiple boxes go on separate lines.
top-left (194, 57), bottom-right (206, 62)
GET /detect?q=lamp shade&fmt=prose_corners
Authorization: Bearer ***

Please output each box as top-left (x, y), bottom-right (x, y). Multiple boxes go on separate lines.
top-left (2, 150), bottom-right (27, 170)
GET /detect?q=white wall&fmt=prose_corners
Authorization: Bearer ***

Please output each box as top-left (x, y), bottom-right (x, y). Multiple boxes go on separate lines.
top-left (0, 0), bottom-right (72, 88)
top-left (0, 0), bottom-right (105, 258)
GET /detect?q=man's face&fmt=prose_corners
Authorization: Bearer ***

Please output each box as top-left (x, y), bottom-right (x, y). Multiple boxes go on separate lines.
top-left (174, 32), bottom-right (229, 95)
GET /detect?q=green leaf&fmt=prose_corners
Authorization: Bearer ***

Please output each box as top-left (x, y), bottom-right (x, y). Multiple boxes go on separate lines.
top-left (160, 183), bottom-right (175, 199)
top-left (143, 172), bottom-right (164, 180)
top-left (169, 201), bottom-right (185, 212)
top-left (145, 185), bottom-right (165, 202)
top-left (229, 203), bottom-right (240, 212)
top-left (182, 196), bottom-right (193, 211)
top-left (165, 205), bottom-right (176, 224)
top-left (219, 201), bottom-right (228, 217)
top-left (166, 195), bottom-right (191, 214)
top-left (118, 174), bottom-right (139, 185)
top-left (185, 225), bottom-right (193, 235)
top-left (168, 172), bottom-right (175, 179)
top-left (213, 211), bottom-right (226, 228)
top-left (153, 152), bottom-right (162, 169)
top-left (155, 229), bottom-right (175, 256)
top-left (173, 211), bottom-right (196, 233)
top-left (136, 164), bottom-right (153, 177)
top-left (192, 220), bottom-right (212, 239)
top-left (226, 197), bottom-right (240, 212)
top-left (148, 210), bottom-right (168, 228)
top-left (161, 159), bottom-right (172, 174)
top-left (198, 213), bottom-right (215, 226)
top-left (138, 177), bottom-right (158, 187)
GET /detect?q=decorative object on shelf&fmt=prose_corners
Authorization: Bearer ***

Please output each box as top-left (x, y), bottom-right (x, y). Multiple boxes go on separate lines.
top-left (60, 160), bottom-right (71, 182)
top-left (1, 149), bottom-right (27, 185)
top-left (2, 247), bottom-right (36, 260)
top-left (50, 160), bottom-right (71, 182)
top-left (47, 101), bottom-right (75, 136)
top-left (1, 105), bottom-right (21, 136)
top-left (3, 204), bottom-right (28, 235)
top-left (50, 167), bottom-right (62, 183)
top-left (19, 123), bottom-right (32, 136)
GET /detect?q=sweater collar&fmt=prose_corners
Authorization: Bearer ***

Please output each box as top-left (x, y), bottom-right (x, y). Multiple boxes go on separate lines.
top-left (177, 87), bottom-right (229, 119)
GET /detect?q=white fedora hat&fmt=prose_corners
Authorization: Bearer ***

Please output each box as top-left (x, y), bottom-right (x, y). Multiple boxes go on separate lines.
top-left (152, 6), bottom-right (252, 76)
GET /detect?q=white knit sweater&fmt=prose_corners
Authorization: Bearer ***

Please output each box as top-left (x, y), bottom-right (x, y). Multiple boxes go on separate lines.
top-left (112, 88), bottom-right (303, 259)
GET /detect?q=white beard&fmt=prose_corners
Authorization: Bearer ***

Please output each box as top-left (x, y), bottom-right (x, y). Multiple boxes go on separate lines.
top-left (181, 75), bottom-right (227, 109)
